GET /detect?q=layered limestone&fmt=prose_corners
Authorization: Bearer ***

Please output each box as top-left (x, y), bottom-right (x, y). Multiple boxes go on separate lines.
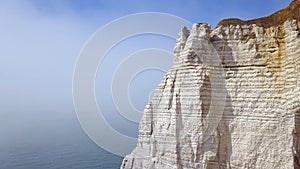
top-left (121, 1), bottom-right (300, 168)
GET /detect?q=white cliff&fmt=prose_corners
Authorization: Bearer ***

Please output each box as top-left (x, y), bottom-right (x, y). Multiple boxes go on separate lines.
top-left (121, 1), bottom-right (300, 168)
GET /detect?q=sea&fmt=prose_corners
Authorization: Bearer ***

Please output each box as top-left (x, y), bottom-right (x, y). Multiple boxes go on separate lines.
top-left (0, 112), bottom-right (125, 169)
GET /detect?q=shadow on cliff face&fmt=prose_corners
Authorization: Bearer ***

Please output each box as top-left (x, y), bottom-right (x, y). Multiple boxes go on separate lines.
top-left (294, 109), bottom-right (300, 168)
top-left (210, 35), bottom-right (238, 69)
top-left (198, 91), bottom-right (234, 168)
top-left (199, 35), bottom-right (236, 168)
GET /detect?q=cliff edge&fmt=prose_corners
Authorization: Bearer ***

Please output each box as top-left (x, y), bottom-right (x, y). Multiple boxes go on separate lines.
top-left (217, 0), bottom-right (300, 28)
top-left (121, 1), bottom-right (300, 168)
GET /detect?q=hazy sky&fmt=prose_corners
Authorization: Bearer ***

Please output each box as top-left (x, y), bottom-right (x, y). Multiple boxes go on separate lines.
top-left (0, 0), bottom-right (292, 150)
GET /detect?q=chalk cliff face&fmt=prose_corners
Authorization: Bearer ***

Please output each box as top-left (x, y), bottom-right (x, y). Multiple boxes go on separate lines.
top-left (121, 1), bottom-right (300, 168)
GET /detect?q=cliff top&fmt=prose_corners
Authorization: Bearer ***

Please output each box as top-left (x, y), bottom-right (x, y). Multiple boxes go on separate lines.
top-left (217, 0), bottom-right (300, 28)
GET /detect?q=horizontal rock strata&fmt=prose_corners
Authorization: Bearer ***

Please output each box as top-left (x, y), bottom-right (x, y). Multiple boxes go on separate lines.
top-left (121, 1), bottom-right (300, 168)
